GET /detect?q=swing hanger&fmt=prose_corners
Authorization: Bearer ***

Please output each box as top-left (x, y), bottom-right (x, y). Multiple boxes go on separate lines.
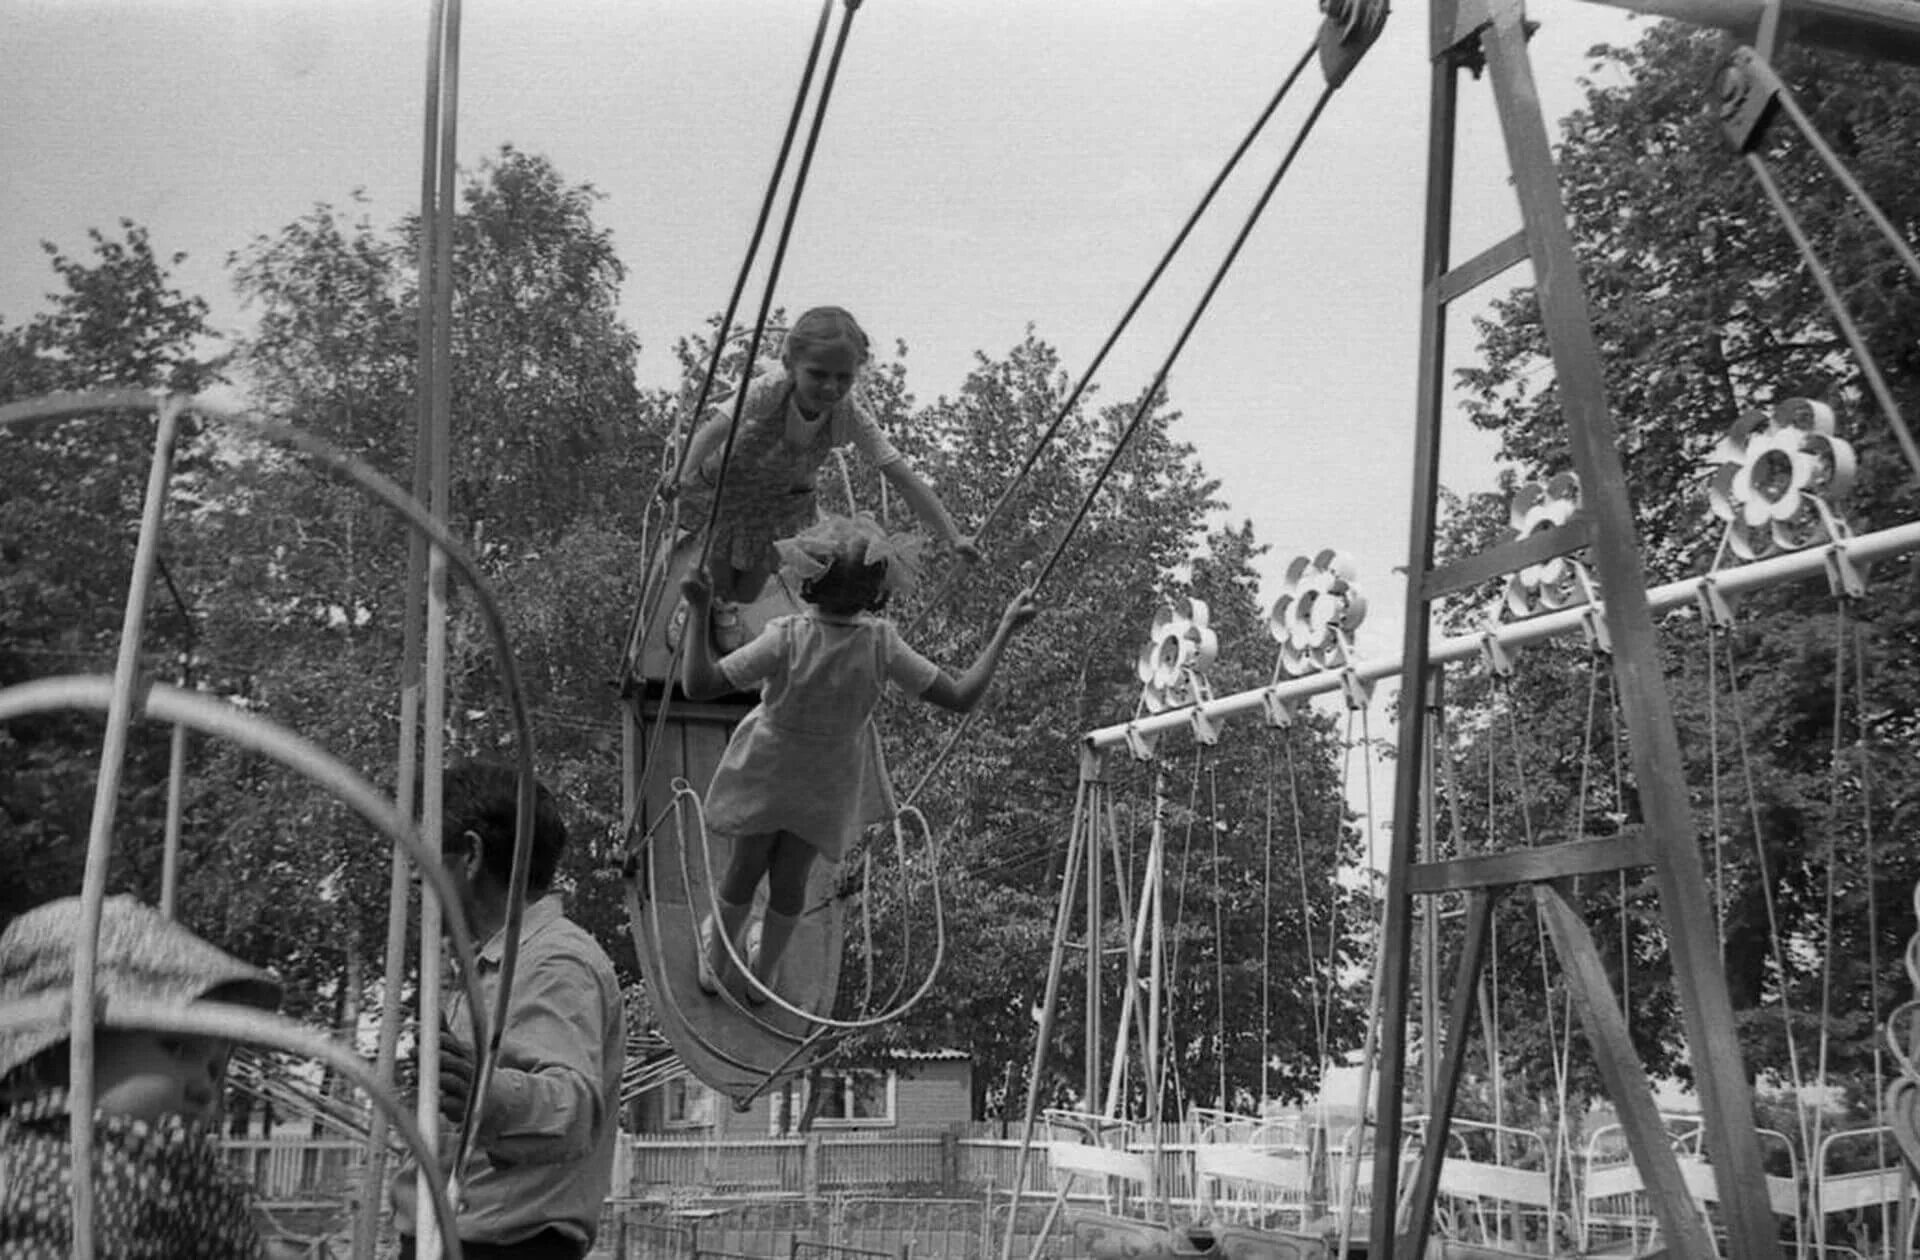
top-left (1261, 685), bottom-right (1296, 729)
top-left (1696, 575), bottom-right (1740, 632)
top-left (1332, 627), bottom-right (1374, 709)
top-left (1477, 619), bottom-right (1516, 680)
top-left (1574, 569), bottom-right (1612, 654)
top-left (1123, 720), bottom-right (1160, 763)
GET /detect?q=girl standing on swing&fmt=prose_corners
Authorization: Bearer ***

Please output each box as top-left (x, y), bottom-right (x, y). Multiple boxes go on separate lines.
top-left (678, 513), bottom-right (1036, 1001)
top-left (674, 306), bottom-right (980, 649)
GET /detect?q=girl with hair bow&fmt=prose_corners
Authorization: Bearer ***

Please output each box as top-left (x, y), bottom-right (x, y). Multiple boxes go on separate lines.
top-left (678, 514), bottom-right (1035, 1002)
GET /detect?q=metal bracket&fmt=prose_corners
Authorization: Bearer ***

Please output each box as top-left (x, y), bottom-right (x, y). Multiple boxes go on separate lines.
top-left (1824, 539), bottom-right (1866, 600)
top-left (1576, 570), bottom-right (1612, 654)
top-left (1697, 576), bottom-right (1739, 631)
top-left (1123, 723), bottom-right (1158, 763)
top-left (1478, 626), bottom-right (1515, 678)
top-left (1318, 0), bottom-right (1390, 87)
top-left (1261, 687), bottom-right (1296, 728)
top-left (1717, 46), bottom-right (1782, 153)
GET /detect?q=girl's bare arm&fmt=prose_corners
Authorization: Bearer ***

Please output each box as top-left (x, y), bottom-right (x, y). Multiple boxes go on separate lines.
top-left (919, 589), bottom-right (1039, 713)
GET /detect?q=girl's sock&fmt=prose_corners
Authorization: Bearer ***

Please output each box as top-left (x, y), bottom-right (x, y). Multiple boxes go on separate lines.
top-left (747, 909), bottom-right (800, 1005)
top-left (700, 897), bottom-right (754, 996)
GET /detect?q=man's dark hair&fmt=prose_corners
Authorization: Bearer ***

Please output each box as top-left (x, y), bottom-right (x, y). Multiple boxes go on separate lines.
top-left (441, 760), bottom-right (569, 894)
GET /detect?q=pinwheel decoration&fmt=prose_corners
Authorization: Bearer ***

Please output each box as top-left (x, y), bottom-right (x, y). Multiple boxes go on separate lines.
top-left (1503, 472), bottom-right (1593, 619)
top-left (1136, 597), bottom-right (1218, 714)
top-left (1267, 549), bottom-right (1367, 677)
top-left (1706, 399), bottom-right (1855, 562)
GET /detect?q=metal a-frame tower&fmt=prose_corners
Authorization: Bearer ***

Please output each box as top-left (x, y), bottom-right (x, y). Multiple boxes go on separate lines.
top-left (1368, 2), bottom-right (1786, 1256)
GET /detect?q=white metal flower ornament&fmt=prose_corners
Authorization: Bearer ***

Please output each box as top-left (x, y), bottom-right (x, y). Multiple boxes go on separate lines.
top-left (1267, 549), bottom-right (1367, 678)
top-left (1136, 597), bottom-right (1218, 715)
top-left (1503, 472), bottom-right (1593, 619)
top-left (1706, 399), bottom-right (1855, 562)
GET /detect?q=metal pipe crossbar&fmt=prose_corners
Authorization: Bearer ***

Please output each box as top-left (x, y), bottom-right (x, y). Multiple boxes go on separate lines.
top-left (1085, 519), bottom-right (1920, 751)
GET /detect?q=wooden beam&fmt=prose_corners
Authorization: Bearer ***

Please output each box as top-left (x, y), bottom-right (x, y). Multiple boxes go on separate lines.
top-left (1419, 515), bottom-right (1593, 599)
top-left (1431, 231), bottom-right (1530, 305)
top-left (1407, 829), bottom-right (1654, 893)
top-left (1395, 892), bottom-right (1494, 1260)
top-left (1481, 5), bottom-right (1781, 1253)
top-left (1533, 882), bottom-right (1719, 1259)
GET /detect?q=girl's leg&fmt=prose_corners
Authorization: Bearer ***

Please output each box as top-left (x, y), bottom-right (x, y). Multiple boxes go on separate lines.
top-left (703, 834), bottom-right (775, 993)
top-left (747, 832), bottom-right (818, 1000)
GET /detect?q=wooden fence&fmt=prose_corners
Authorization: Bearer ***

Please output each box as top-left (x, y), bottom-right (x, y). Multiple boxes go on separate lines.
top-left (219, 1123), bottom-right (1355, 1207)
top-left (224, 1136), bottom-right (366, 1205)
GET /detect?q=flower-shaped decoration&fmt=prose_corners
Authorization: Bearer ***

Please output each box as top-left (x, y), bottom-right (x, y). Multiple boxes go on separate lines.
top-left (1706, 399), bottom-right (1855, 562)
top-left (1267, 550), bottom-right (1367, 678)
top-left (1503, 473), bottom-right (1592, 620)
top-left (1136, 597), bottom-right (1217, 714)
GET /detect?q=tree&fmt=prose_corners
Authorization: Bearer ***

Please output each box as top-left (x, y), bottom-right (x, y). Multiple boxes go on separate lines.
top-left (174, 147), bottom-right (664, 1024)
top-left (0, 221), bottom-right (219, 926)
top-left (1442, 24), bottom-right (1920, 1120)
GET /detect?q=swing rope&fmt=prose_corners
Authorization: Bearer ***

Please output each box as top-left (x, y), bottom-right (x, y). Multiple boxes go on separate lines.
top-left (1208, 760), bottom-right (1229, 1110)
top-left (1732, 50), bottom-right (1920, 481)
top-left (615, 0), bottom-right (833, 715)
top-left (902, 36), bottom-right (1322, 633)
top-left (1495, 677), bottom-right (1576, 1175)
top-left (1261, 740), bottom-right (1276, 1105)
top-left (1032, 81), bottom-right (1339, 596)
top-left (1855, 619), bottom-right (1888, 1141)
top-left (632, 0), bottom-right (855, 812)
top-left (1330, 705), bottom-right (1369, 1066)
top-left (691, 0), bottom-right (866, 570)
top-left (1717, 622), bottom-right (1816, 1160)
top-left (1282, 730), bottom-right (1329, 1064)
top-left (1164, 745), bottom-right (1208, 1122)
top-left (1707, 612), bottom-right (1728, 950)
top-left (902, 69), bottom-right (1343, 813)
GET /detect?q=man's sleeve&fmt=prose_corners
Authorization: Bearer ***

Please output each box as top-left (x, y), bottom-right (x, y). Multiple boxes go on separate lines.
top-left (476, 950), bottom-right (612, 1165)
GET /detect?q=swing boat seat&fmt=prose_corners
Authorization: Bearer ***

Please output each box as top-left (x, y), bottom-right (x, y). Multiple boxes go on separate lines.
top-left (1811, 1125), bottom-right (1918, 1258)
top-left (1072, 1212), bottom-right (1331, 1260)
top-left (1047, 1120), bottom-right (1333, 1260)
top-left (1400, 1118), bottom-right (1568, 1256)
top-left (1578, 1117), bottom-right (1803, 1258)
top-left (623, 822), bottom-right (845, 1109)
top-left (621, 652), bottom-right (846, 1111)
top-left (621, 506), bottom-right (855, 1107)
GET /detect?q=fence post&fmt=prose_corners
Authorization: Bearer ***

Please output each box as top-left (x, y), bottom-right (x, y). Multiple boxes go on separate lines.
top-left (942, 1132), bottom-right (959, 1193)
top-left (805, 1133), bottom-right (822, 1200)
top-left (1308, 1122), bottom-right (1328, 1222)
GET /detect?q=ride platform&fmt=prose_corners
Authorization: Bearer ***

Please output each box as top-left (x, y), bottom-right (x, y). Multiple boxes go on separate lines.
top-left (623, 811), bottom-right (843, 1108)
top-left (621, 525), bottom-right (839, 1106)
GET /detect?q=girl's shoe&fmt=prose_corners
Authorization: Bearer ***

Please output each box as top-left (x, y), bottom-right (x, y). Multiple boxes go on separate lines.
top-left (743, 944), bottom-right (771, 1006)
top-left (711, 601), bottom-right (746, 652)
top-left (696, 917), bottom-right (722, 996)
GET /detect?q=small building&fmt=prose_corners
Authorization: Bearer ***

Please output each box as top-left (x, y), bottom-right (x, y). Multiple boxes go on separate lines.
top-left (631, 1050), bottom-right (974, 1138)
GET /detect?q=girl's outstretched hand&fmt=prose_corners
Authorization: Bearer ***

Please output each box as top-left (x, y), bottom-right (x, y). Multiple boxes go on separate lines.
top-left (953, 535), bottom-right (983, 565)
top-left (1001, 587), bottom-right (1039, 633)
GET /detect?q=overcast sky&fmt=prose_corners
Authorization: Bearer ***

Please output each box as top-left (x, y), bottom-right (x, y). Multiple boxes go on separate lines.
top-left (2, 0), bottom-right (1650, 814)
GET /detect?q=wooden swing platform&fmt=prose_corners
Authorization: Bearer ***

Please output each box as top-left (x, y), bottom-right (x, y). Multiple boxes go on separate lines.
top-left (621, 524), bottom-right (846, 1107)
